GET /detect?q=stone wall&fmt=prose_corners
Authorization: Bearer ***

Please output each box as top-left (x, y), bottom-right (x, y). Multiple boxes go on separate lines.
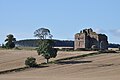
top-left (74, 28), bottom-right (108, 50)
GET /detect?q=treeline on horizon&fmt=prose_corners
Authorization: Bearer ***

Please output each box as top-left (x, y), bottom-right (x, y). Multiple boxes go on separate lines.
top-left (15, 39), bottom-right (120, 48)
top-left (15, 39), bottom-right (74, 47)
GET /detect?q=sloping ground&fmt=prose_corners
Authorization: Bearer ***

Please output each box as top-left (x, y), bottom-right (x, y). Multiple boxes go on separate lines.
top-left (0, 50), bottom-right (38, 71)
top-left (0, 50), bottom-right (93, 71)
top-left (0, 52), bottom-right (120, 80)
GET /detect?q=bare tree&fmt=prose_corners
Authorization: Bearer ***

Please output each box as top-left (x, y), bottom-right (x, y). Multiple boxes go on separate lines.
top-left (34, 28), bottom-right (53, 39)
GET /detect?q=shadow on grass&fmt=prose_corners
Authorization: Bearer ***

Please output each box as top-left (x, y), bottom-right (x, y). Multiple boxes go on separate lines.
top-left (57, 60), bottom-right (92, 65)
top-left (0, 65), bottom-right (49, 75)
top-left (33, 65), bottom-right (49, 68)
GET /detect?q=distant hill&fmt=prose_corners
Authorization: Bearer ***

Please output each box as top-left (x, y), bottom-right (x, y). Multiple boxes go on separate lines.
top-left (108, 43), bottom-right (120, 48)
top-left (15, 39), bottom-right (120, 48)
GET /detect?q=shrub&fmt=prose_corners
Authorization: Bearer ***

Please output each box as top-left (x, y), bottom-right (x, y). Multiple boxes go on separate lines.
top-left (25, 57), bottom-right (37, 67)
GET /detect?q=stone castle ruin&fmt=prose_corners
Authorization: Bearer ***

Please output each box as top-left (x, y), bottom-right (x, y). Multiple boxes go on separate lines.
top-left (74, 28), bottom-right (108, 50)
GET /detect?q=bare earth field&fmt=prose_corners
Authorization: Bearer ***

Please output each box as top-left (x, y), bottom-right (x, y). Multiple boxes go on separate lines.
top-left (0, 50), bottom-right (120, 80)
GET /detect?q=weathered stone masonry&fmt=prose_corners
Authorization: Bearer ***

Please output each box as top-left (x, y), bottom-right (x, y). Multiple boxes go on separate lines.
top-left (74, 28), bottom-right (108, 50)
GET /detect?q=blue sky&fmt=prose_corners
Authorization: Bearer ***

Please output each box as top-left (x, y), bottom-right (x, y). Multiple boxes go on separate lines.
top-left (0, 0), bottom-right (120, 44)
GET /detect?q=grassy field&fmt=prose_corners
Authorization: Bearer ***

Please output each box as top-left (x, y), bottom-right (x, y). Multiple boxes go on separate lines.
top-left (0, 50), bottom-right (120, 80)
top-left (0, 49), bottom-right (93, 71)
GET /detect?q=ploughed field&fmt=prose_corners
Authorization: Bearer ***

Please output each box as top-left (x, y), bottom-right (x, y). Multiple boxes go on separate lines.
top-left (0, 50), bottom-right (120, 80)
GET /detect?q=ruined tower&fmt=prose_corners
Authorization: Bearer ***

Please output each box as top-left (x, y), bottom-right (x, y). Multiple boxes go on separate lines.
top-left (74, 28), bottom-right (108, 50)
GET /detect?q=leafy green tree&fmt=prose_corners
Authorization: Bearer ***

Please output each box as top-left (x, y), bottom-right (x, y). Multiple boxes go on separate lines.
top-left (5, 34), bottom-right (16, 49)
top-left (34, 28), bottom-right (53, 39)
top-left (37, 39), bottom-right (57, 63)
top-left (34, 28), bottom-right (57, 63)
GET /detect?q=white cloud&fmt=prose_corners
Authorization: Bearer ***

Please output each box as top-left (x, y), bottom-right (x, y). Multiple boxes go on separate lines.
top-left (93, 28), bottom-right (106, 34)
top-left (116, 29), bottom-right (120, 33)
top-left (109, 29), bottom-right (120, 36)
